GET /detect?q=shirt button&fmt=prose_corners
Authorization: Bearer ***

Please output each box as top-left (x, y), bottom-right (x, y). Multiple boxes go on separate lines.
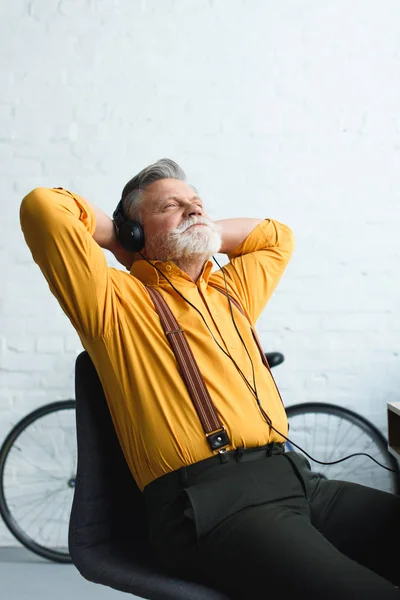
top-left (166, 265), bottom-right (172, 271)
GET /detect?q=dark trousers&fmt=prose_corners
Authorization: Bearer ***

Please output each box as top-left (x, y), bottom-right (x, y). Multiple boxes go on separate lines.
top-left (144, 445), bottom-right (400, 599)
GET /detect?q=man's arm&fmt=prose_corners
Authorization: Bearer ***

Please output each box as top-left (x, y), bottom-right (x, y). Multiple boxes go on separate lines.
top-left (215, 218), bottom-right (263, 254)
top-left (20, 187), bottom-right (126, 338)
top-left (210, 218), bottom-right (295, 323)
top-left (84, 198), bottom-right (136, 270)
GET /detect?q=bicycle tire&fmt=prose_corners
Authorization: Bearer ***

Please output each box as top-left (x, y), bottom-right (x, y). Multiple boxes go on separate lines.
top-left (285, 402), bottom-right (400, 495)
top-left (0, 400), bottom-right (76, 563)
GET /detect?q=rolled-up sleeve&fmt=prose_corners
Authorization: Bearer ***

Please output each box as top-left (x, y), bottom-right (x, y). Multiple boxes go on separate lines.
top-left (20, 187), bottom-right (115, 339)
top-left (210, 219), bottom-right (295, 323)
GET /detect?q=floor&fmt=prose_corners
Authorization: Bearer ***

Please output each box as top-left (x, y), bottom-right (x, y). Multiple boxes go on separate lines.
top-left (0, 547), bottom-right (138, 600)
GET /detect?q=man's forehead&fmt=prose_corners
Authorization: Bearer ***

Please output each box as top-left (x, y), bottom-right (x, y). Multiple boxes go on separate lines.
top-left (144, 180), bottom-right (200, 204)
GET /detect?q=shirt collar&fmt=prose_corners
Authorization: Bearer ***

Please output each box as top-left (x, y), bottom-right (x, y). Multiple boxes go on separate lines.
top-left (130, 258), bottom-right (214, 288)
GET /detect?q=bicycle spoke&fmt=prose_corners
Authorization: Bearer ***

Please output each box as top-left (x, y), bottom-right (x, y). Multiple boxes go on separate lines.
top-left (36, 489), bottom-right (71, 548)
top-left (4, 474), bottom-right (67, 485)
top-left (5, 454), bottom-right (68, 482)
top-left (325, 414), bottom-right (343, 462)
top-left (5, 487), bottom-right (67, 506)
top-left (56, 411), bottom-right (76, 471)
top-left (13, 485), bottom-right (67, 529)
top-left (325, 416), bottom-right (352, 462)
top-left (19, 488), bottom-right (69, 531)
top-left (286, 404), bottom-right (398, 495)
top-left (16, 429), bottom-right (67, 473)
top-left (0, 402), bottom-right (76, 562)
top-left (52, 488), bottom-right (71, 549)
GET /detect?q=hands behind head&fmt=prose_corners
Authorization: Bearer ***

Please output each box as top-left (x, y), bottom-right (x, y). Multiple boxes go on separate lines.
top-left (110, 239), bottom-right (136, 271)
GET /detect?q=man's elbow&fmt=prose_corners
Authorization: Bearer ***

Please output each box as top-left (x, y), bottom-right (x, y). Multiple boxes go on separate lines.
top-left (287, 227), bottom-right (296, 254)
top-left (20, 187), bottom-right (48, 227)
top-left (276, 222), bottom-right (295, 257)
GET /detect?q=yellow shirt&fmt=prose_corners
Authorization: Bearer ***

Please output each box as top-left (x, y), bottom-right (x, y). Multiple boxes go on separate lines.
top-left (20, 187), bottom-right (295, 491)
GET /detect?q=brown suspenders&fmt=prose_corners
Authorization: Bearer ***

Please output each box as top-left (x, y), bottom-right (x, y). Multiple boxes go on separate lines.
top-left (145, 285), bottom-right (284, 453)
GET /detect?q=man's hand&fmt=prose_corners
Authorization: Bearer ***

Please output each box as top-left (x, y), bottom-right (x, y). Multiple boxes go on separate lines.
top-left (109, 237), bottom-right (136, 271)
top-left (85, 199), bottom-right (136, 271)
top-left (214, 218), bottom-right (263, 254)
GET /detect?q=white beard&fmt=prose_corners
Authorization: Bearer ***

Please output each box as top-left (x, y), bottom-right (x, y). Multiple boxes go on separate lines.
top-left (147, 216), bottom-right (222, 262)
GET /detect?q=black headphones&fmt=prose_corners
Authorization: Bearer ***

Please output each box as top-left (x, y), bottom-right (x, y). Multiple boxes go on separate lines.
top-left (113, 200), bottom-right (145, 253)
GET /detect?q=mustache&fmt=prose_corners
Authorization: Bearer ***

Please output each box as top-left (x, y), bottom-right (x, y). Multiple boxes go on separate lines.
top-left (174, 216), bottom-right (218, 234)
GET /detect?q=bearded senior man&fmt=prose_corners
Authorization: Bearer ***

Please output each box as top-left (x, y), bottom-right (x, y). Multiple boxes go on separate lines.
top-left (20, 159), bottom-right (400, 599)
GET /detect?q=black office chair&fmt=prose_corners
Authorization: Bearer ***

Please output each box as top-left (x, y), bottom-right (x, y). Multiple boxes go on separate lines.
top-left (68, 350), bottom-right (230, 599)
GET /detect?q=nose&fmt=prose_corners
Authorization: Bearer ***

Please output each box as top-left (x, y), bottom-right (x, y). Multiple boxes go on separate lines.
top-left (184, 203), bottom-right (203, 218)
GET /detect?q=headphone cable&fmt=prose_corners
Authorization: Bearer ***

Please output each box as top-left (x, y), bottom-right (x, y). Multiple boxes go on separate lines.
top-left (137, 251), bottom-right (396, 473)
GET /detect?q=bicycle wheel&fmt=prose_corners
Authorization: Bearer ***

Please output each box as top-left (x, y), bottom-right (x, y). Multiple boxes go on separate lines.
top-left (285, 402), bottom-right (400, 495)
top-left (0, 400), bottom-right (76, 563)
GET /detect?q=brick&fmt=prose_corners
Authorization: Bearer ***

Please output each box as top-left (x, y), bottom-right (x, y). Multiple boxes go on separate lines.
top-left (35, 335), bottom-right (65, 353)
top-left (140, 0), bottom-right (176, 14)
top-left (0, 370), bottom-right (42, 390)
top-left (25, 316), bottom-right (70, 334)
top-left (29, 0), bottom-right (59, 19)
top-left (0, 104), bottom-right (14, 140)
top-left (64, 331), bottom-right (84, 352)
top-left (0, 392), bottom-right (13, 409)
top-left (0, 350), bottom-right (56, 372)
top-left (0, 142), bottom-right (13, 158)
top-left (6, 335), bottom-right (35, 353)
top-left (39, 369), bottom-right (75, 391)
top-left (0, 157), bottom-right (42, 177)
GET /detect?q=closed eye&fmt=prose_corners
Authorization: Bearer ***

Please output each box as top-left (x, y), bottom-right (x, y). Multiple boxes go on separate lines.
top-left (162, 199), bottom-right (203, 210)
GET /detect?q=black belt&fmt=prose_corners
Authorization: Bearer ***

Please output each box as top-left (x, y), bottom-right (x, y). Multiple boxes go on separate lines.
top-left (144, 442), bottom-right (285, 506)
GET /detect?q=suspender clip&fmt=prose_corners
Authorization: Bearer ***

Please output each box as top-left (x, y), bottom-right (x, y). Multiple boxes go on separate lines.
top-left (206, 426), bottom-right (230, 451)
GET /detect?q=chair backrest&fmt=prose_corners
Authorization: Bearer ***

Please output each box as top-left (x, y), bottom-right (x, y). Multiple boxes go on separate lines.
top-left (69, 350), bottom-right (149, 555)
top-left (69, 350), bottom-right (230, 599)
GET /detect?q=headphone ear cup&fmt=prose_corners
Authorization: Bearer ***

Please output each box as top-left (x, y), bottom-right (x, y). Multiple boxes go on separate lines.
top-left (118, 220), bottom-right (145, 252)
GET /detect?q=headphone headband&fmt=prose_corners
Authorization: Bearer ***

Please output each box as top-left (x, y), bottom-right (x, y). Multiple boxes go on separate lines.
top-left (112, 199), bottom-right (125, 229)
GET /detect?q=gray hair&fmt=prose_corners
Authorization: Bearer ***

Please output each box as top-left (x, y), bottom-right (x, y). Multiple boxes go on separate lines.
top-left (121, 158), bottom-right (187, 223)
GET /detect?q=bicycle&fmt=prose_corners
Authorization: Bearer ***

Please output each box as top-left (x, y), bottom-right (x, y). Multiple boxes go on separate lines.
top-left (0, 352), bottom-right (398, 563)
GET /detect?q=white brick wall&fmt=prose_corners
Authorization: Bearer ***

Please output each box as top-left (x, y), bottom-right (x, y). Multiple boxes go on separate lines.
top-left (1, 0), bottom-right (400, 546)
